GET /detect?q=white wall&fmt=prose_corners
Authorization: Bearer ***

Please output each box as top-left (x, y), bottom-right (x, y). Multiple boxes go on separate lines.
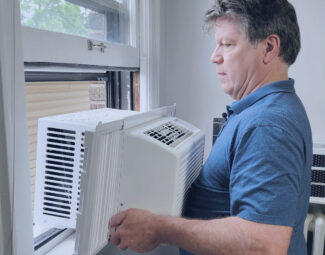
top-left (160, 0), bottom-right (226, 158)
top-left (289, 0), bottom-right (325, 144)
top-left (160, 0), bottom-right (325, 157)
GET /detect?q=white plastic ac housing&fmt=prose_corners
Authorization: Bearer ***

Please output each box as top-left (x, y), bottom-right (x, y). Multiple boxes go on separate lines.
top-left (33, 106), bottom-right (205, 255)
top-left (75, 109), bottom-right (205, 255)
top-left (34, 108), bottom-right (138, 229)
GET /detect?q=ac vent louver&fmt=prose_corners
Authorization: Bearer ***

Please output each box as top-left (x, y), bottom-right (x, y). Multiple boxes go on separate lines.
top-left (144, 120), bottom-right (193, 147)
top-left (42, 127), bottom-right (77, 220)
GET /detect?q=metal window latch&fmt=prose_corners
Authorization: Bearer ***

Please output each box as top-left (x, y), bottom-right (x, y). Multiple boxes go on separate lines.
top-left (87, 39), bottom-right (107, 53)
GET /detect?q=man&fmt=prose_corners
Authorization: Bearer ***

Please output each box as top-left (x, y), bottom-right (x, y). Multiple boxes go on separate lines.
top-left (109, 0), bottom-right (312, 254)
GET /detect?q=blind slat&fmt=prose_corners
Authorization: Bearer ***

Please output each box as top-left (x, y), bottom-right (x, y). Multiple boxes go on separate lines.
top-left (27, 97), bottom-right (90, 112)
top-left (26, 91), bottom-right (90, 103)
top-left (27, 102), bottom-right (91, 120)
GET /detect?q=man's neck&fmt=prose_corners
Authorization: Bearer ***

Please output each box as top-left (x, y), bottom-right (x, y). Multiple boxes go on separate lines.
top-left (242, 61), bottom-right (289, 99)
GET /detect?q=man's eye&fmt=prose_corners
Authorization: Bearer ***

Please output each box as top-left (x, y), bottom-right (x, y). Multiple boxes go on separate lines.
top-left (223, 43), bottom-right (231, 47)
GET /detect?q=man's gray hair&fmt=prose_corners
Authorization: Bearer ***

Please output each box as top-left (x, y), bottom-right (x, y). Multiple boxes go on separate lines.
top-left (205, 0), bottom-right (301, 65)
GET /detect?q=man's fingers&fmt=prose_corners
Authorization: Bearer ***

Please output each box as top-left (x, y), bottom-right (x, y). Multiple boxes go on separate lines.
top-left (109, 231), bottom-right (121, 246)
top-left (118, 242), bottom-right (128, 251)
top-left (109, 210), bottom-right (128, 227)
top-left (110, 230), bottom-right (128, 251)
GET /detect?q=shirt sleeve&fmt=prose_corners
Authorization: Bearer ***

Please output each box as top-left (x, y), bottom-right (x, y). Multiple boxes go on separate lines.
top-left (230, 124), bottom-right (304, 226)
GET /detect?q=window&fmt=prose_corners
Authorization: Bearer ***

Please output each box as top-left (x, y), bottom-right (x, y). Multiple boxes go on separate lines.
top-left (20, 0), bottom-right (139, 68)
top-left (1, 0), bottom-right (159, 253)
top-left (20, 0), bottom-right (132, 45)
top-left (19, 0), bottom-right (140, 252)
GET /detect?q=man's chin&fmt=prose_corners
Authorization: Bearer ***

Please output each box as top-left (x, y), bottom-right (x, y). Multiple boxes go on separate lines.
top-left (221, 84), bottom-right (233, 97)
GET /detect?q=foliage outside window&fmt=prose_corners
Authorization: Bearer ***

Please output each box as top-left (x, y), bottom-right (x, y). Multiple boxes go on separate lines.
top-left (20, 0), bottom-right (131, 44)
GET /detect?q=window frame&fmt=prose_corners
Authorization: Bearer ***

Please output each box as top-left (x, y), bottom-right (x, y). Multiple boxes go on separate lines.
top-left (21, 26), bottom-right (139, 68)
top-left (21, 0), bottom-right (139, 68)
top-left (139, 0), bottom-right (161, 112)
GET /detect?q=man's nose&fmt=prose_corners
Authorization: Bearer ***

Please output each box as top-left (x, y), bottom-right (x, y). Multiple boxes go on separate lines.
top-left (210, 49), bottom-right (224, 64)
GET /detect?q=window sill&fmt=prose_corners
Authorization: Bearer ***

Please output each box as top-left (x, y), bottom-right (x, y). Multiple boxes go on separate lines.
top-left (35, 229), bottom-right (75, 255)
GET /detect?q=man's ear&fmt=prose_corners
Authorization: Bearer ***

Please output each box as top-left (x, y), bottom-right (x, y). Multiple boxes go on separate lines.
top-left (263, 34), bottom-right (281, 64)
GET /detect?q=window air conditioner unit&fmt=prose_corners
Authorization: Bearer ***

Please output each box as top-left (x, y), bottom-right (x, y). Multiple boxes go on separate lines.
top-left (33, 105), bottom-right (205, 255)
top-left (310, 143), bottom-right (325, 205)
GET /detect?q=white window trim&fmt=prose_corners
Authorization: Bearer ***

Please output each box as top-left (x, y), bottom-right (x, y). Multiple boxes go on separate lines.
top-left (139, 0), bottom-right (161, 112)
top-left (0, 0), bottom-right (34, 255)
top-left (22, 26), bottom-right (139, 68)
top-left (0, 63), bottom-right (13, 255)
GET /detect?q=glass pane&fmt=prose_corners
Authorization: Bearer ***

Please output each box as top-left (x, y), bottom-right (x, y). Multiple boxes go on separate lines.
top-left (20, 0), bottom-right (131, 44)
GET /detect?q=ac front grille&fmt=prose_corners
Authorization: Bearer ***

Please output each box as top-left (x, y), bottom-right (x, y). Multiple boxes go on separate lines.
top-left (144, 121), bottom-right (192, 147)
top-left (42, 127), bottom-right (77, 219)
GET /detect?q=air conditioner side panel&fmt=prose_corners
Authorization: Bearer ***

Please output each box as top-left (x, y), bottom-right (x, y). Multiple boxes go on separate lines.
top-left (120, 132), bottom-right (177, 215)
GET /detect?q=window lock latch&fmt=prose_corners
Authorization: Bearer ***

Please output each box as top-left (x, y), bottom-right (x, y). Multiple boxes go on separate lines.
top-left (87, 40), bottom-right (107, 53)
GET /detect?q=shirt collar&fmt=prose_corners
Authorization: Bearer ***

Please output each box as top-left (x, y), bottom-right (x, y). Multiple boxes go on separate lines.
top-left (228, 79), bottom-right (295, 115)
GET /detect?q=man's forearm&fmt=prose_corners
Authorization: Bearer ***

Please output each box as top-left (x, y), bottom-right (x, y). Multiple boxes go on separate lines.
top-left (109, 209), bottom-right (291, 254)
top-left (156, 216), bottom-right (248, 255)
top-left (156, 216), bottom-right (288, 255)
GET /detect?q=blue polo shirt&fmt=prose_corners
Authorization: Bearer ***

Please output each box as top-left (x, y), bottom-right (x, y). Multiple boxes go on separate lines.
top-left (182, 79), bottom-right (312, 255)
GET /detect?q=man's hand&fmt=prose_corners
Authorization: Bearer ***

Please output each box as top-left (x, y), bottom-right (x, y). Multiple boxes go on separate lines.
top-left (109, 208), bottom-right (162, 252)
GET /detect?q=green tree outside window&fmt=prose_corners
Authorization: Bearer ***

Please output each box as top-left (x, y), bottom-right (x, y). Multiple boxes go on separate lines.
top-left (20, 0), bottom-right (91, 38)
